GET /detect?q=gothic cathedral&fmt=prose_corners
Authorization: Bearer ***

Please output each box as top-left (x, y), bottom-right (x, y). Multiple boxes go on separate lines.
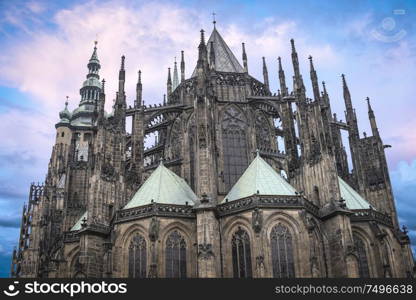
top-left (11, 25), bottom-right (414, 278)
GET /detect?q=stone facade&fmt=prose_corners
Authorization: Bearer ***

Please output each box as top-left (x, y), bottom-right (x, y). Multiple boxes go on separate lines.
top-left (11, 25), bottom-right (414, 278)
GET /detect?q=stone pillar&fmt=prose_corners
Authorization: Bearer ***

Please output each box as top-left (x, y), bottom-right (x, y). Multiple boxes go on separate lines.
top-left (195, 196), bottom-right (220, 278)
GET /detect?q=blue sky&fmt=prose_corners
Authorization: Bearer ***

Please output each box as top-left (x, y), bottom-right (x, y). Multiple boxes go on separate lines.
top-left (0, 0), bottom-right (415, 277)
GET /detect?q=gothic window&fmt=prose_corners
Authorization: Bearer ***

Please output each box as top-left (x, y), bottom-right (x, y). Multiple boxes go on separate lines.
top-left (270, 223), bottom-right (295, 278)
top-left (222, 106), bottom-right (248, 191)
top-left (255, 111), bottom-right (271, 150)
top-left (231, 227), bottom-right (252, 278)
top-left (353, 234), bottom-right (370, 278)
top-left (165, 230), bottom-right (187, 278)
top-left (128, 234), bottom-right (147, 278)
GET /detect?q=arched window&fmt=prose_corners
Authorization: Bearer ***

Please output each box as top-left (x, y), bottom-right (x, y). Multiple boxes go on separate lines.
top-left (353, 234), bottom-right (370, 278)
top-left (231, 227), bottom-right (252, 278)
top-left (270, 223), bottom-right (295, 278)
top-left (165, 230), bottom-right (187, 278)
top-left (222, 106), bottom-right (248, 191)
top-left (128, 234), bottom-right (147, 278)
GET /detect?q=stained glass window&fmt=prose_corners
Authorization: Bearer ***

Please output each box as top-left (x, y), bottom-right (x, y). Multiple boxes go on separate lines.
top-left (165, 230), bottom-right (187, 278)
top-left (128, 234), bottom-right (147, 278)
top-left (232, 228), bottom-right (252, 278)
top-left (222, 107), bottom-right (248, 191)
top-left (353, 234), bottom-right (370, 278)
top-left (270, 223), bottom-right (295, 278)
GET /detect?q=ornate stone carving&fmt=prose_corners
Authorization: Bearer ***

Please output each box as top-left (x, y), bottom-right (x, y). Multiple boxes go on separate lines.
top-left (198, 124), bottom-right (207, 148)
top-left (198, 243), bottom-right (214, 260)
top-left (148, 217), bottom-right (160, 242)
top-left (255, 255), bottom-right (266, 277)
top-left (252, 208), bottom-right (263, 234)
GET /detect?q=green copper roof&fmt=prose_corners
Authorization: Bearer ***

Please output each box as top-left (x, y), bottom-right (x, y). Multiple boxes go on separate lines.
top-left (124, 162), bottom-right (198, 209)
top-left (338, 176), bottom-right (373, 210)
top-left (70, 211), bottom-right (87, 231)
top-left (222, 154), bottom-right (297, 203)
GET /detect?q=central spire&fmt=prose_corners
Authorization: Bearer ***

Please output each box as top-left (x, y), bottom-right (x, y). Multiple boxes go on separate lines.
top-left (87, 41), bottom-right (100, 79)
top-left (191, 26), bottom-right (244, 77)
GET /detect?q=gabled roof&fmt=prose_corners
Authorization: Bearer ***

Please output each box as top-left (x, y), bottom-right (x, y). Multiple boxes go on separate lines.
top-left (192, 28), bottom-right (245, 77)
top-left (124, 162), bottom-right (198, 209)
top-left (338, 176), bottom-right (373, 210)
top-left (70, 211), bottom-right (87, 231)
top-left (222, 153), bottom-right (297, 203)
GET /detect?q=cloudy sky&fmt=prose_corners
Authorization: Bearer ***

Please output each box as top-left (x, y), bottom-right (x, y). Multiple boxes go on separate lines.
top-left (0, 0), bottom-right (415, 277)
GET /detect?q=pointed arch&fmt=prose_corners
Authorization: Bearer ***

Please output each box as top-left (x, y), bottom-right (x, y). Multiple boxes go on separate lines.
top-left (231, 227), bottom-right (252, 278)
top-left (128, 233), bottom-right (147, 278)
top-left (165, 230), bottom-right (187, 278)
top-left (270, 223), bottom-right (295, 278)
top-left (353, 233), bottom-right (370, 278)
top-left (221, 105), bottom-right (249, 191)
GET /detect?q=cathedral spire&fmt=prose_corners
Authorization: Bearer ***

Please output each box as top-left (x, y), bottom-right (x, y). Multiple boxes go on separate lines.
top-left (342, 74), bottom-right (352, 110)
top-left (135, 70), bottom-right (142, 107)
top-left (79, 41), bottom-right (101, 106)
top-left (197, 29), bottom-right (208, 71)
top-left (278, 57), bottom-right (288, 96)
top-left (342, 74), bottom-right (359, 139)
top-left (118, 55), bottom-right (125, 94)
top-left (180, 50), bottom-right (185, 82)
top-left (173, 57), bottom-right (179, 90)
top-left (262, 57), bottom-right (269, 91)
top-left (167, 67), bottom-right (172, 100)
top-left (366, 96), bottom-right (379, 138)
top-left (290, 39), bottom-right (304, 93)
top-left (87, 41), bottom-right (100, 79)
top-left (114, 55), bottom-right (126, 129)
top-left (242, 42), bottom-right (248, 73)
top-left (321, 81), bottom-right (329, 105)
top-left (308, 55), bottom-right (320, 102)
top-left (322, 81), bottom-right (327, 95)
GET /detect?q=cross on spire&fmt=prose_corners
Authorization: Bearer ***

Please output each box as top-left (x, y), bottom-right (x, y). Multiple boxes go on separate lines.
top-left (212, 12), bottom-right (216, 28)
